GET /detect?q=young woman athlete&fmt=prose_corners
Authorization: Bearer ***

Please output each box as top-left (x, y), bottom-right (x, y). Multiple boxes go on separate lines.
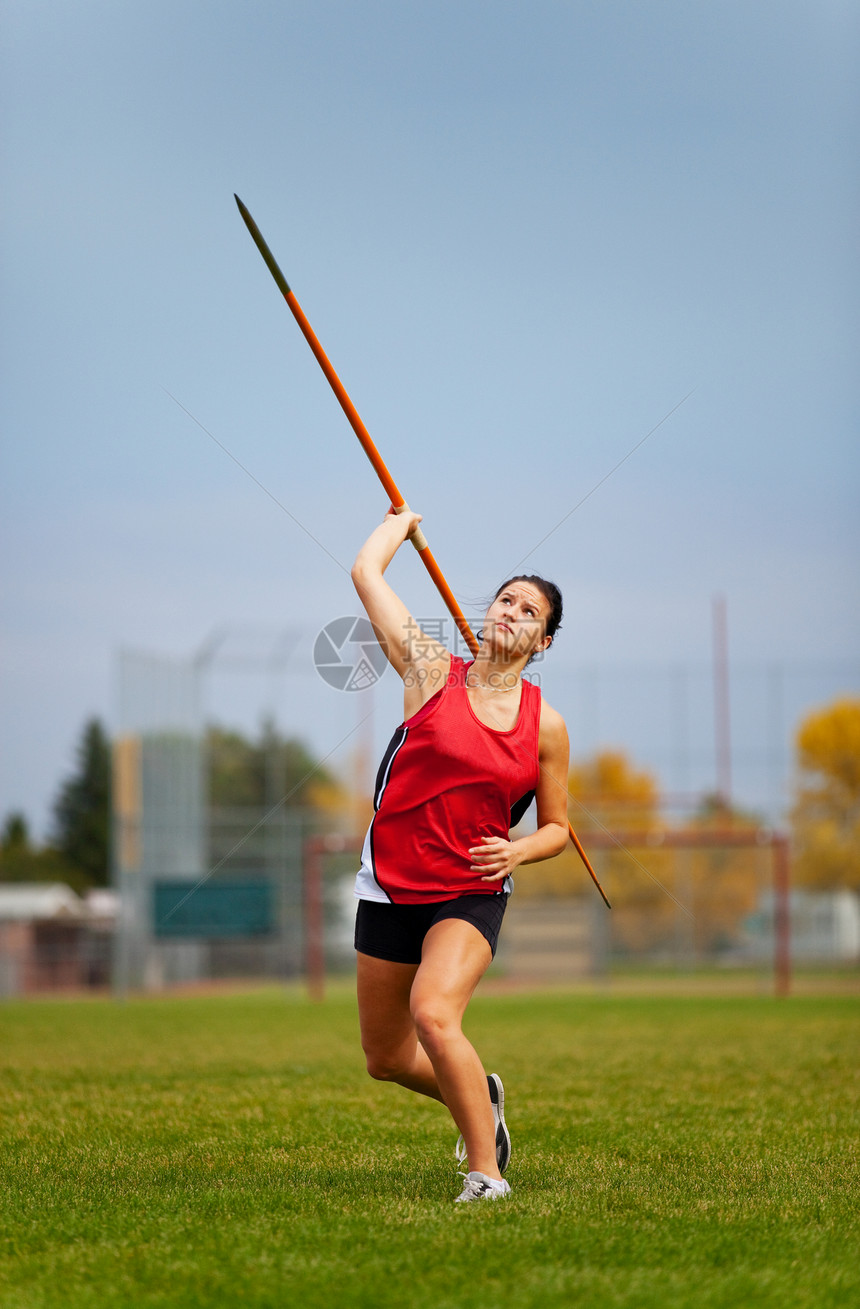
top-left (351, 509), bottom-right (570, 1202)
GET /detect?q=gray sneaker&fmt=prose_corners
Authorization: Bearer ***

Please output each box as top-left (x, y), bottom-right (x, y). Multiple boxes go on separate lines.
top-left (454, 1073), bottom-right (511, 1175)
top-left (455, 1171), bottom-right (512, 1203)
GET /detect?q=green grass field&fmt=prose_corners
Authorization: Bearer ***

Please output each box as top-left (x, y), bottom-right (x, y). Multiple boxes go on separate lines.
top-left (1, 986), bottom-right (857, 1308)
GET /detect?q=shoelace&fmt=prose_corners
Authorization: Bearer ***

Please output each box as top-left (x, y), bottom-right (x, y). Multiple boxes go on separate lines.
top-left (457, 1174), bottom-right (490, 1199)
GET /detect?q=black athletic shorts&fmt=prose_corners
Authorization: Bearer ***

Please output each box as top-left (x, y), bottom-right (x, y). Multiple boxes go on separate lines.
top-left (354, 893), bottom-right (508, 965)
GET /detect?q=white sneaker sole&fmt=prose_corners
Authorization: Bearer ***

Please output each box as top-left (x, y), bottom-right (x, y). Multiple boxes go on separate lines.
top-left (488, 1072), bottom-right (511, 1175)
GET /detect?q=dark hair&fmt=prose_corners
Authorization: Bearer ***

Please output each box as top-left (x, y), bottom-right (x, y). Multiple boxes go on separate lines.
top-left (494, 575), bottom-right (563, 642)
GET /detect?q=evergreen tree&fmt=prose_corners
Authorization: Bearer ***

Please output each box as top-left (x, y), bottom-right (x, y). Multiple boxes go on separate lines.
top-left (1, 811), bottom-right (30, 854)
top-left (51, 718), bottom-right (112, 885)
top-left (0, 809), bottom-right (87, 890)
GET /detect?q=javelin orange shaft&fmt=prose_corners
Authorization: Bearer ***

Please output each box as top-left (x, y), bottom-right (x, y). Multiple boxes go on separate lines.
top-left (289, 303), bottom-right (477, 656)
top-left (234, 194), bottom-right (609, 909)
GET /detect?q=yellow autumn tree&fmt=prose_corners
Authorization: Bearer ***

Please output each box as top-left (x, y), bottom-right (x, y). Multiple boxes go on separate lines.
top-left (682, 796), bottom-right (765, 958)
top-left (524, 750), bottom-right (765, 957)
top-left (791, 697), bottom-right (860, 890)
top-left (516, 748), bottom-right (665, 902)
top-left (568, 749), bottom-right (660, 833)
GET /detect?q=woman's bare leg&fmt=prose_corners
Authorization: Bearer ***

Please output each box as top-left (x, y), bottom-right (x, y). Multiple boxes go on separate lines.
top-left (356, 952), bottom-right (441, 1099)
top-left (409, 919), bottom-right (500, 1180)
top-left (356, 923), bottom-right (499, 1179)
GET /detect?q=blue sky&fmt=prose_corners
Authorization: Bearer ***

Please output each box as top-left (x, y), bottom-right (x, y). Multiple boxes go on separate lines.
top-left (2, 0), bottom-right (858, 837)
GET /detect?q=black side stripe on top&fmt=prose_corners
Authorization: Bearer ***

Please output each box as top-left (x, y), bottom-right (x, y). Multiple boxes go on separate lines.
top-left (368, 725), bottom-right (409, 900)
top-left (509, 788), bottom-right (535, 829)
top-left (373, 725), bottom-right (408, 811)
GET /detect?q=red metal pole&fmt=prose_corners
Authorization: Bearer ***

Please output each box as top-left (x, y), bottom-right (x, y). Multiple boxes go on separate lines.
top-left (773, 835), bottom-right (791, 998)
top-left (712, 594), bottom-right (732, 808)
top-left (236, 195), bottom-right (608, 908)
top-left (303, 838), bottom-right (325, 1002)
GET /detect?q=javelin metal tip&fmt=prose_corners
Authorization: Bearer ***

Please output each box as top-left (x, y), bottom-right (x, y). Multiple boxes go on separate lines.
top-left (234, 194), bottom-right (292, 297)
top-left (234, 194), bottom-right (254, 225)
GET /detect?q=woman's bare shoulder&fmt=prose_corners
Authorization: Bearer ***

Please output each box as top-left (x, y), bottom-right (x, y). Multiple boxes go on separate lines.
top-left (538, 697), bottom-right (569, 746)
top-left (402, 648), bottom-right (454, 718)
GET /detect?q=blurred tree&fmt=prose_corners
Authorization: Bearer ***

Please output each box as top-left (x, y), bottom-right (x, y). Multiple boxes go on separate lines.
top-left (0, 809), bottom-right (89, 891)
top-left (519, 748), bottom-right (665, 902)
top-left (568, 749), bottom-right (660, 832)
top-left (684, 795), bottom-right (763, 957)
top-left (50, 718), bottom-right (112, 886)
top-left (568, 750), bottom-right (671, 941)
top-left (207, 727), bottom-right (265, 809)
top-left (693, 792), bottom-right (760, 828)
top-left (520, 749), bottom-right (766, 961)
top-left (791, 697), bottom-right (860, 890)
top-left (206, 720), bottom-right (346, 813)
top-left (1, 811), bottom-right (30, 854)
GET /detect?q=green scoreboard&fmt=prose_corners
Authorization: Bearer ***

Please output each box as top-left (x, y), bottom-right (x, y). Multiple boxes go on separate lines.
top-left (153, 880), bottom-right (275, 937)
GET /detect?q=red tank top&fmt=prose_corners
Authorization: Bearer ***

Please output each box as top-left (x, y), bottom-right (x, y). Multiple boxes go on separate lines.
top-left (355, 656), bottom-right (542, 904)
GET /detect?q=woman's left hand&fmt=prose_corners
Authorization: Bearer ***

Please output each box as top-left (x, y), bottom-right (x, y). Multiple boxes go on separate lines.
top-left (469, 836), bottom-right (522, 881)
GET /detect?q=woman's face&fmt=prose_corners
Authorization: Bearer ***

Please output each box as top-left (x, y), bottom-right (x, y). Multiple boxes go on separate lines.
top-left (483, 581), bottom-right (551, 661)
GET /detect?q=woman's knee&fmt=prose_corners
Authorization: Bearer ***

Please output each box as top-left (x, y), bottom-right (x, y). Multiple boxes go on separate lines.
top-left (363, 1044), bottom-right (410, 1083)
top-left (410, 998), bottom-right (460, 1056)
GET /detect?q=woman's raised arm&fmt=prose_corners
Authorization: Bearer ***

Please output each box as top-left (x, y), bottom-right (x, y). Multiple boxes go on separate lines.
top-left (351, 512), bottom-right (449, 687)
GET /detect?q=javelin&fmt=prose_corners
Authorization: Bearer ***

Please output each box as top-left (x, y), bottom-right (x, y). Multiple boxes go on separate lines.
top-left (234, 194), bottom-right (610, 909)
